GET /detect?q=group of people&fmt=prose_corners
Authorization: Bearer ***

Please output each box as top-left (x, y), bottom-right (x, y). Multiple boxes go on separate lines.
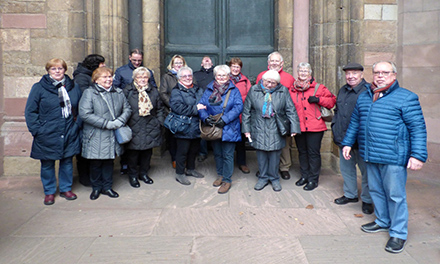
top-left (25, 50), bottom-right (427, 254)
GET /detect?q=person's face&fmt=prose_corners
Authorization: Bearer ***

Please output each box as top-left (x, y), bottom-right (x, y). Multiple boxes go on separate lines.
top-left (48, 64), bottom-right (65, 81)
top-left (95, 71), bottom-right (113, 89)
top-left (201, 57), bottom-right (213, 69)
top-left (230, 63), bottom-right (241, 76)
top-left (99, 62), bottom-right (106, 68)
top-left (262, 78), bottom-right (278, 89)
top-left (215, 70), bottom-right (229, 85)
top-left (268, 54), bottom-right (284, 71)
top-left (129, 54), bottom-right (143, 68)
top-left (135, 72), bottom-right (149, 87)
top-left (297, 67), bottom-right (311, 81)
top-left (179, 70), bottom-right (193, 87)
top-left (373, 62), bottom-right (396, 88)
top-left (173, 58), bottom-right (184, 71)
top-left (345, 70), bottom-right (363, 88)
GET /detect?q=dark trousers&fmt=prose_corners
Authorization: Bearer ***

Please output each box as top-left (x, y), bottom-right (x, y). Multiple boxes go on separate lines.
top-left (89, 159), bottom-right (114, 191)
top-left (126, 149), bottom-right (153, 178)
top-left (235, 133), bottom-right (247, 166)
top-left (294, 131), bottom-right (324, 183)
top-left (256, 149), bottom-right (281, 182)
top-left (76, 154), bottom-right (90, 185)
top-left (175, 138), bottom-right (200, 175)
top-left (211, 140), bottom-right (236, 183)
top-left (165, 129), bottom-right (177, 162)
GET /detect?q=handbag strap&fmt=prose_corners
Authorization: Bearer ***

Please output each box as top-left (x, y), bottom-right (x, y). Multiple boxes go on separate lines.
top-left (221, 89), bottom-right (232, 114)
top-left (312, 83), bottom-right (322, 120)
top-left (98, 91), bottom-right (116, 120)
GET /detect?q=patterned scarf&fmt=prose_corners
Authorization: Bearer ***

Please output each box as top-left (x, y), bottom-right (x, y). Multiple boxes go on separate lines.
top-left (293, 76), bottom-right (312, 92)
top-left (51, 77), bottom-right (71, 118)
top-left (371, 80), bottom-right (395, 102)
top-left (134, 82), bottom-right (153, 116)
top-left (230, 73), bottom-right (241, 84)
top-left (261, 82), bottom-right (275, 118)
top-left (208, 80), bottom-right (230, 105)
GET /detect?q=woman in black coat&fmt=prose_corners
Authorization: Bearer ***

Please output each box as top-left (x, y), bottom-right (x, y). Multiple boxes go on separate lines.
top-left (124, 67), bottom-right (165, 187)
top-left (25, 58), bottom-right (81, 205)
top-left (169, 67), bottom-right (205, 185)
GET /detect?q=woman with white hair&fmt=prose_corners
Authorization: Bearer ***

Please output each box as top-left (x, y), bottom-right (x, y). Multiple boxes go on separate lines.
top-left (198, 65), bottom-right (243, 194)
top-left (242, 70), bottom-right (300, 192)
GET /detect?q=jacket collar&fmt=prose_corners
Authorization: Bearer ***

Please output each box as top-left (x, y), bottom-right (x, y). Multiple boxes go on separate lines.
top-left (344, 78), bottom-right (368, 93)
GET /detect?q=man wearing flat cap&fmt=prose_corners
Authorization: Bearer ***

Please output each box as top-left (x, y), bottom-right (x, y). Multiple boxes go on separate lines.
top-left (332, 62), bottom-right (373, 214)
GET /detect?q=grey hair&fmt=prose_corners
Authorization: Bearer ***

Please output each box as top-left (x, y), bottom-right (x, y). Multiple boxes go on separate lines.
top-left (372, 61), bottom-right (397, 73)
top-left (268, 51), bottom-right (284, 62)
top-left (297, 62), bottom-right (313, 74)
top-left (213, 64), bottom-right (231, 76)
top-left (262, 70), bottom-right (281, 83)
top-left (132, 66), bottom-right (151, 79)
top-left (177, 66), bottom-right (193, 79)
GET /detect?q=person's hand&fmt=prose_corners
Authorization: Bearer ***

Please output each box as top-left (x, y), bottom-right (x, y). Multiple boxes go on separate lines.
top-left (308, 96), bottom-right (319, 103)
top-left (291, 133), bottom-right (297, 137)
top-left (197, 103), bottom-right (206, 110)
top-left (245, 132), bottom-right (251, 138)
top-left (106, 119), bottom-right (123, 130)
top-left (342, 146), bottom-right (352, 160)
top-left (407, 157), bottom-right (424, 170)
top-left (205, 116), bottom-right (216, 126)
top-left (215, 118), bottom-right (226, 128)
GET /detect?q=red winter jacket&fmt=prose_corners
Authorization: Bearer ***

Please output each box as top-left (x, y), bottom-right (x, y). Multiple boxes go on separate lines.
top-left (289, 81), bottom-right (336, 132)
top-left (256, 67), bottom-right (295, 90)
top-left (231, 74), bottom-right (251, 122)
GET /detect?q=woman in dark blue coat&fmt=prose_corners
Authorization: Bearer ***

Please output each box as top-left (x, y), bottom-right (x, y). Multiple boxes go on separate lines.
top-left (25, 58), bottom-right (81, 205)
top-left (169, 67), bottom-right (205, 185)
top-left (199, 65), bottom-right (243, 194)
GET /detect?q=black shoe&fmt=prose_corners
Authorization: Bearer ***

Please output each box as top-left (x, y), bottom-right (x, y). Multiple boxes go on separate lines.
top-left (362, 202), bottom-right (374, 214)
top-left (129, 177), bottom-right (140, 188)
top-left (361, 222), bottom-right (389, 233)
top-left (139, 175), bottom-right (154, 184)
top-left (280, 171), bottom-right (290, 180)
top-left (385, 237), bottom-right (406, 253)
top-left (334, 195), bottom-right (359, 205)
top-left (303, 182), bottom-right (318, 191)
top-left (295, 177), bottom-right (308, 186)
top-left (90, 190), bottom-right (100, 200)
top-left (101, 189), bottom-right (119, 198)
top-left (255, 171), bottom-right (260, 177)
top-left (197, 155), bottom-right (207, 162)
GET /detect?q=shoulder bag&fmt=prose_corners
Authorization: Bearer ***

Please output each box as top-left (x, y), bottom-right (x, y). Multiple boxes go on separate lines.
top-left (164, 112), bottom-right (192, 134)
top-left (199, 90), bottom-right (231, 141)
top-left (99, 92), bottom-right (132, 144)
top-left (313, 83), bottom-right (334, 122)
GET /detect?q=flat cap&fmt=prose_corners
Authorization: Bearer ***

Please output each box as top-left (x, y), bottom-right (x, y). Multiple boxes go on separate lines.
top-left (343, 62), bottom-right (364, 71)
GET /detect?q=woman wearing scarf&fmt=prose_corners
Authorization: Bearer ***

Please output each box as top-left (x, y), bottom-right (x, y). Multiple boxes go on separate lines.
top-left (242, 70), bottom-right (300, 192)
top-left (25, 58), bottom-right (82, 205)
top-left (124, 67), bottom-right (165, 188)
top-left (159, 55), bottom-right (193, 168)
top-left (199, 65), bottom-right (243, 194)
top-left (290, 62), bottom-right (336, 191)
top-left (79, 67), bottom-right (131, 200)
top-left (170, 67), bottom-right (205, 185)
top-left (228, 57), bottom-right (252, 174)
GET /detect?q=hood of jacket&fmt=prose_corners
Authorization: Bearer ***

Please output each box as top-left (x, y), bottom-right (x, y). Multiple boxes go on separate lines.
top-left (39, 74), bottom-right (75, 94)
top-left (73, 63), bottom-right (92, 78)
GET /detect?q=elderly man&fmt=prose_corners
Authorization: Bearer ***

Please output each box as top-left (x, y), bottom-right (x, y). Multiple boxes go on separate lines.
top-left (332, 62), bottom-right (373, 214)
top-left (113, 49), bottom-right (157, 89)
top-left (256, 52), bottom-right (295, 179)
top-left (342, 61), bottom-right (427, 254)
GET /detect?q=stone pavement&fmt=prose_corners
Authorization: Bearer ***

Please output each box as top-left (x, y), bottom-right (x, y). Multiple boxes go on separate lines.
top-left (0, 151), bottom-right (439, 264)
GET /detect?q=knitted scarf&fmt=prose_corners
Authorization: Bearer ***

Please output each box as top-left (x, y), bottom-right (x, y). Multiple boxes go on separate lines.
top-left (371, 80), bottom-right (395, 102)
top-left (134, 82), bottom-right (153, 116)
top-left (51, 77), bottom-right (71, 118)
top-left (208, 80), bottom-right (230, 105)
top-left (293, 76), bottom-right (312, 92)
top-left (261, 82), bottom-right (275, 118)
top-left (230, 73), bottom-right (241, 84)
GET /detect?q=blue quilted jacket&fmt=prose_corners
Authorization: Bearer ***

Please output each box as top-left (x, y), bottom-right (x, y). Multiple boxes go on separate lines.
top-left (342, 81), bottom-right (427, 166)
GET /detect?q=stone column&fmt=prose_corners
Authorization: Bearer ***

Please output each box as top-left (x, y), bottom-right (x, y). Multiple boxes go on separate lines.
top-left (293, 0), bottom-right (309, 77)
top-left (142, 0), bottom-right (161, 84)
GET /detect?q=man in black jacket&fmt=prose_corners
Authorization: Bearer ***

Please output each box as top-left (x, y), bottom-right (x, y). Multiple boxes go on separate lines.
top-left (331, 62), bottom-right (373, 214)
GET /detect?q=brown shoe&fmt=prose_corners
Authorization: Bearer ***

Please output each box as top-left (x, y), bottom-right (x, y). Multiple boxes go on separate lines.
top-left (44, 194), bottom-right (55, 205)
top-left (218, 182), bottom-right (231, 194)
top-left (239, 165), bottom-right (250, 174)
top-left (60, 191), bottom-right (77, 200)
top-left (213, 177), bottom-right (223, 187)
top-left (172, 161), bottom-right (176, 169)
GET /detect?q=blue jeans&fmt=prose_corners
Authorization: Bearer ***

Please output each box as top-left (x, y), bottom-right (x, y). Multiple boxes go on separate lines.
top-left (199, 139), bottom-right (208, 156)
top-left (40, 157), bottom-right (74, 195)
top-left (339, 148), bottom-right (371, 203)
top-left (367, 162), bottom-right (408, 240)
top-left (211, 140), bottom-right (236, 183)
top-left (256, 149), bottom-right (281, 182)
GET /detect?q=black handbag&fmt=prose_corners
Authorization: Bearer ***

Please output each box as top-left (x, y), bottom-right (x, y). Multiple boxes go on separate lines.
top-left (164, 112), bottom-right (192, 134)
top-left (274, 111), bottom-right (290, 136)
top-left (313, 83), bottom-right (334, 122)
top-left (200, 90), bottom-right (231, 141)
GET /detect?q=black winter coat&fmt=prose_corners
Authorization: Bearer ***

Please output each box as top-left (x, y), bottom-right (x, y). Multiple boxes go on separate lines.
top-left (169, 83), bottom-right (204, 139)
top-left (73, 63), bottom-right (93, 92)
top-left (25, 74), bottom-right (81, 160)
top-left (193, 66), bottom-right (214, 91)
top-left (124, 83), bottom-right (165, 150)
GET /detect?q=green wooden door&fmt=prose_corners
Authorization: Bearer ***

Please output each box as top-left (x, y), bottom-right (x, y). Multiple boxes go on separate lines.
top-left (164, 0), bottom-right (274, 83)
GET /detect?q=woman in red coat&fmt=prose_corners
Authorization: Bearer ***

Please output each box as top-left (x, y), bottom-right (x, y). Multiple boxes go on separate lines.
top-left (290, 62), bottom-right (336, 191)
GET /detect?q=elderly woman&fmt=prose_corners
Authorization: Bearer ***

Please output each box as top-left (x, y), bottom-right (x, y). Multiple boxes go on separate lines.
top-left (123, 67), bottom-right (165, 188)
top-left (199, 65), bottom-right (243, 194)
top-left (79, 67), bottom-right (131, 200)
top-left (290, 62), bottom-right (336, 191)
top-left (25, 58), bottom-right (81, 205)
top-left (159, 55), bottom-right (193, 168)
top-left (228, 57), bottom-right (252, 174)
top-left (169, 67), bottom-right (206, 185)
top-left (242, 70), bottom-right (300, 191)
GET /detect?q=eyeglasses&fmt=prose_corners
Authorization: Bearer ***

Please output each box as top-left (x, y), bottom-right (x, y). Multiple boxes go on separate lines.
top-left (263, 80), bottom-right (278, 85)
top-left (181, 74), bottom-right (193, 79)
top-left (49, 67), bottom-right (64, 72)
top-left (136, 76), bottom-right (149, 80)
top-left (373, 71), bottom-right (393, 76)
top-left (174, 61), bottom-right (183, 65)
top-left (216, 74), bottom-right (228, 78)
top-left (298, 70), bottom-right (309, 73)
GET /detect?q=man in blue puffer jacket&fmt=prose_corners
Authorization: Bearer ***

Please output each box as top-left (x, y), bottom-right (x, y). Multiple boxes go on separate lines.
top-left (342, 61), bottom-right (427, 254)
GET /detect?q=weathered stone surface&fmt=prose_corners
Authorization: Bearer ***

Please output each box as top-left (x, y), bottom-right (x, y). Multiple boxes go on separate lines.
top-left (403, 11), bottom-right (439, 45)
top-left (2, 121), bottom-right (32, 156)
top-left (46, 11), bottom-right (69, 38)
top-left (143, 0), bottom-right (160, 22)
top-left (0, 29), bottom-right (30, 51)
top-left (1, 14), bottom-right (47, 29)
top-left (0, 2), bottom-right (27, 13)
top-left (3, 76), bottom-right (39, 98)
top-left (364, 4), bottom-right (382, 20)
top-left (402, 44), bottom-right (440, 68)
top-left (3, 157), bottom-right (40, 175)
top-left (364, 21), bottom-right (397, 45)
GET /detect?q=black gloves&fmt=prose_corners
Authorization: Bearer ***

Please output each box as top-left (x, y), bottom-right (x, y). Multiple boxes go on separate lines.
top-left (308, 96), bottom-right (319, 103)
top-left (216, 119), bottom-right (226, 128)
top-left (205, 116), bottom-right (216, 126)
